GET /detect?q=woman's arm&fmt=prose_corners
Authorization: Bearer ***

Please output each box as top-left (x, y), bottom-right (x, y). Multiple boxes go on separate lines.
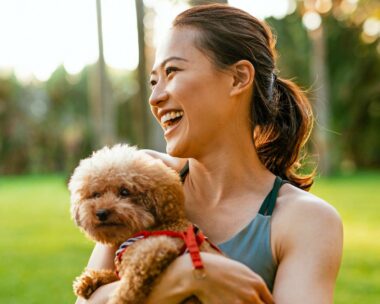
top-left (272, 195), bottom-right (343, 303)
top-left (76, 248), bottom-right (273, 304)
top-left (75, 281), bottom-right (120, 304)
top-left (75, 243), bottom-right (118, 304)
top-left (146, 253), bottom-right (274, 304)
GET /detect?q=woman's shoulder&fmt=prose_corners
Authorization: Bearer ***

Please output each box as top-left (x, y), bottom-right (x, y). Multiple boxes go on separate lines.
top-left (271, 182), bottom-right (343, 263)
top-left (275, 182), bottom-right (341, 222)
top-left (141, 149), bottom-right (188, 173)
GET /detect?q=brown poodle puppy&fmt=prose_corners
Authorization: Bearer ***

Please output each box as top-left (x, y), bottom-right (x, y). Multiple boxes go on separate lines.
top-left (68, 144), bottom-right (219, 304)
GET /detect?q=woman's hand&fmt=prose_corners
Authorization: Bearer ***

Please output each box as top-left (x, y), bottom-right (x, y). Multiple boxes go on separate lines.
top-left (146, 252), bottom-right (274, 304)
top-left (74, 243), bottom-right (119, 304)
top-left (141, 149), bottom-right (187, 173)
top-left (195, 253), bottom-right (274, 304)
top-left (75, 281), bottom-right (120, 304)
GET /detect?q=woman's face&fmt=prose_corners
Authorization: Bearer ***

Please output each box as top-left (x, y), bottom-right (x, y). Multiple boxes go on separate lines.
top-left (149, 27), bottom-right (236, 158)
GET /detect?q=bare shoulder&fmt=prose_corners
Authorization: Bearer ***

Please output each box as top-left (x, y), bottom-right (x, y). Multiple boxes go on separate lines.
top-left (272, 182), bottom-right (343, 263)
top-left (274, 182), bottom-right (342, 222)
top-left (271, 184), bottom-right (343, 303)
top-left (271, 183), bottom-right (343, 302)
top-left (140, 149), bottom-right (188, 173)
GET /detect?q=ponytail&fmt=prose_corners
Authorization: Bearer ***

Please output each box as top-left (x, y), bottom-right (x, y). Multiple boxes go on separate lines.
top-left (254, 77), bottom-right (314, 190)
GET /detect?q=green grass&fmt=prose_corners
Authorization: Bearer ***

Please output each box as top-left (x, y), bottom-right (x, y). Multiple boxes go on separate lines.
top-left (311, 172), bottom-right (380, 303)
top-left (0, 175), bottom-right (93, 304)
top-left (0, 172), bottom-right (379, 303)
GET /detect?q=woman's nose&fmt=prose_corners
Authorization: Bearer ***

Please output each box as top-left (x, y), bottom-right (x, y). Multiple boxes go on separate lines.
top-left (149, 84), bottom-right (169, 107)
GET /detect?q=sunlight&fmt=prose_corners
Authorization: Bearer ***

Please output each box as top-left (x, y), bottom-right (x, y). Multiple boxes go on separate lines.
top-left (0, 0), bottom-right (99, 81)
top-left (0, 0), bottom-right (295, 82)
top-left (102, 0), bottom-right (139, 70)
top-left (229, 0), bottom-right (296, 20)
top-left (0, 0), bottom-right (137, 81)
top-left (144, 0), bottom-right (190, 48)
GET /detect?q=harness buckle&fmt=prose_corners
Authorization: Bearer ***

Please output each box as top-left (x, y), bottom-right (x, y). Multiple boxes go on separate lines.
top-left (193, 268), bottom-right (207, 280)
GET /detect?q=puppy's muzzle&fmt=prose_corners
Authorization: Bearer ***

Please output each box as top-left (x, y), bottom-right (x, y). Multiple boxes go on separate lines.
top-left (96, 209), bottom-right (110, 222)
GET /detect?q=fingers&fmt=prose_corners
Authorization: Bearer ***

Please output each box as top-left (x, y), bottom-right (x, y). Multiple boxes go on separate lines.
top-left (257, 286), bottom-right (274, 304)
top-left (251, 278), bottom-right (274, 304)
top-left (251, 295), bottom-right (265, 304)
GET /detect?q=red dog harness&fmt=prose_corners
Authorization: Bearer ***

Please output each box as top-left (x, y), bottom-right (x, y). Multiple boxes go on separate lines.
top-left (115, 225), bottom-right (221, 278)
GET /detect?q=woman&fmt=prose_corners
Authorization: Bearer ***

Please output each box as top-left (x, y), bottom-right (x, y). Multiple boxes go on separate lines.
top-left (76, 4), bottom-right (343, 303)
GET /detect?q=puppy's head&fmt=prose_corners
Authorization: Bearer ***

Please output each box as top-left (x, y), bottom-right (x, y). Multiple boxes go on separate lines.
top-left (68, 144), bottom-right (185, 245)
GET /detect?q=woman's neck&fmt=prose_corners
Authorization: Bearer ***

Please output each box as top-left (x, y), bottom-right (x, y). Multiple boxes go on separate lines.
top-left (184, 137), bottom-right (275, 209)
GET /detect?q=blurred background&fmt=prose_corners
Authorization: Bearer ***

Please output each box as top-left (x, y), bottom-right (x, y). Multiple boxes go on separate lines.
top-left (0, 0), bottom-right (379, 303)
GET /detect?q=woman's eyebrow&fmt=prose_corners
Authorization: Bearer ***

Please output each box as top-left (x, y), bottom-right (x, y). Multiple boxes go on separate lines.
top-left (150, 57), bottom-right (188, 75)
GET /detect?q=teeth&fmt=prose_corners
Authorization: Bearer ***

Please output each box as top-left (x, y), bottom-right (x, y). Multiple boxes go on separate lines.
top-left (160, 110), bottom-right (184, 124)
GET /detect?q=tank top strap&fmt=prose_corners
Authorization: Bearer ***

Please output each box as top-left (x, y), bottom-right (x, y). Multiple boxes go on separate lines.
top-left (179, 161), bottom-right (189, 183)
top-left (258, 176), bottom-right (286, 216)
top-left (179, 164), bottom-right (285, 216)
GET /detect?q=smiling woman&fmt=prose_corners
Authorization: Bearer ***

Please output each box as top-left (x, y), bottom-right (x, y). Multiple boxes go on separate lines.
top-left (76, 3), bottom-right (343, 304)
top-left (149, 34), bottom-right (238, 158)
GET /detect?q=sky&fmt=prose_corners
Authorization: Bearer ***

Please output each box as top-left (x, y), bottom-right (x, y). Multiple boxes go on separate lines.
top-left (0, 0), bottom-right (297, 82)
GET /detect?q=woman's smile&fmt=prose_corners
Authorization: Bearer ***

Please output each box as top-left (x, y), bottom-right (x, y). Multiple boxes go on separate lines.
top-left (161, 110), bottom-right (184, 136)
top-left (149, 27), bottom-right (234, 157)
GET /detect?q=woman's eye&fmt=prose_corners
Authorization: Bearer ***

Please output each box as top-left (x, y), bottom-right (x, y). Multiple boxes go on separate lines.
top-left (119, 188), bottom-right (130, 197)
top-left (165, 66), bottom-right (178, 76)
top-left (150, 79), bottom-right (157, 87)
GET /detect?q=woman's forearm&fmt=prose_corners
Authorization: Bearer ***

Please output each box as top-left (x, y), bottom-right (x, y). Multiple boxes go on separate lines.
top-left (85, 243), bottom-right (118, 270)
top-left (75, 281), bottom-right (120, 304)
top-left (74, 243), bottom-right (119, 303)
top-left (75, 246), bottom-right (273, 304)
top-left (147, 252), bottom-right (273, 304)
top-left (145, 254), bottom-right (196, 304)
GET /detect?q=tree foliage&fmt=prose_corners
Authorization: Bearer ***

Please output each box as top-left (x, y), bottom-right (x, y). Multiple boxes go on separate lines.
top-left (0, 0), bottom-right (378, 175)
top-left (269, 1), bottom-right (380, 171)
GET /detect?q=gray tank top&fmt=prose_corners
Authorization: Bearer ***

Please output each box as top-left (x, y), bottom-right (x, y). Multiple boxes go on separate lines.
top-left (180, 163), bottom-right (285, 291)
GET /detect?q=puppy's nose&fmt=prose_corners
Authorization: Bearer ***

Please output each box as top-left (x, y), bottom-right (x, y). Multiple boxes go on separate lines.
top-left (96, 209), bottom-right (109, 221)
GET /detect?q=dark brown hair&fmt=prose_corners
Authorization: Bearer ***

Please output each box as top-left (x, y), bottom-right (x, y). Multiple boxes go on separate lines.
top-left (173, 4), bottom-right (314, 190)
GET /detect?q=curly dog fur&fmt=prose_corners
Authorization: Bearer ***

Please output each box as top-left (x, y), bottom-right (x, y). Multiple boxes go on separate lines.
top-left (69, 144), bottom-right (218, 304)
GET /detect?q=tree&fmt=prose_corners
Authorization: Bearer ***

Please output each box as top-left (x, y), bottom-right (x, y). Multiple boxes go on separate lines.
top-left (270, 0), bottom-right (380, 172)
top-left (89, 0), bottom-right (116, 148)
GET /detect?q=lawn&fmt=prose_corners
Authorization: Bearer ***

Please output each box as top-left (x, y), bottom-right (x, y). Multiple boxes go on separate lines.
top-left (0, 172), bottom-right (379, 303)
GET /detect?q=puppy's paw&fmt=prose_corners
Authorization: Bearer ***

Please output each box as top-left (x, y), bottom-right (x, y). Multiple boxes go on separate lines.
top-left (73, 272), bottom-right (98, 299)
top-left (73, 268), bottom-right (118, 299)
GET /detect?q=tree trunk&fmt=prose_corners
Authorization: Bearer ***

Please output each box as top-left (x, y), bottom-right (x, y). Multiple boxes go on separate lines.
top-left (308, 24), bottom-right (331, 175)
top-left (90, 0), bottom-right (115, 148)
top-left (134, 0), bottom-right (149, 148)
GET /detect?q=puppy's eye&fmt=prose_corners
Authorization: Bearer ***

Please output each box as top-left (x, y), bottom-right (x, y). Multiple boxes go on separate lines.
top-left (119, 188), bottom-right (130, 198)
top-left (90, 192), bottom-right (101, 199)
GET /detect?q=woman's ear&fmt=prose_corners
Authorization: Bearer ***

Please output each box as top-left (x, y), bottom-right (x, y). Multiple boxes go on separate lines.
top-left (230, 60), bottom-right (255, 96)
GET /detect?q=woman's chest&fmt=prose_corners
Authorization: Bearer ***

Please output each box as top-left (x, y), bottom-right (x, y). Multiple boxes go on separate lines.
top-left (183, 196), bottom-right (262, 244)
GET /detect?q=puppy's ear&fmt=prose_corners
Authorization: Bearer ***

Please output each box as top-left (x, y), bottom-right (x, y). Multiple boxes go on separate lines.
top-left (71, 203), bottom-right (82, 226)
top-left (138, 156), bottom-right (186, 223)
top-left (145, 183), bottom-right (186, 224)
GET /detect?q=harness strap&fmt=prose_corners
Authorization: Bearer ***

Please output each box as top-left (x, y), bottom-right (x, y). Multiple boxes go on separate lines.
top-left (183, 225), bottom-right (204, 269)
top-left (115, 225), bottom-right (221, 277)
